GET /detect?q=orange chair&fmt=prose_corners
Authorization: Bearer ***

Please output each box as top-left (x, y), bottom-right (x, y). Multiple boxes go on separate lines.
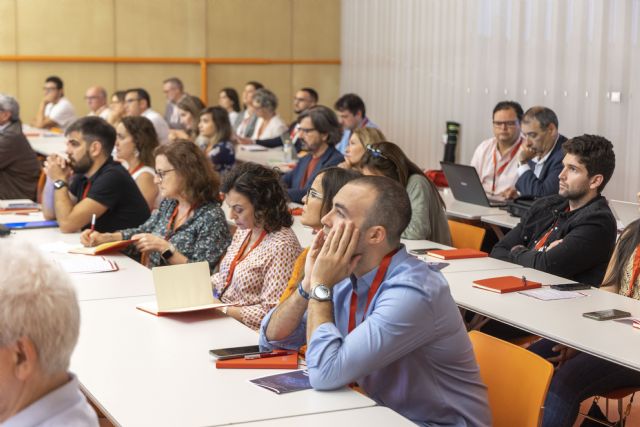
top-left (469, 331), bottom-right (554, 427)
top-left (448, 220), bottom-right (486, 250)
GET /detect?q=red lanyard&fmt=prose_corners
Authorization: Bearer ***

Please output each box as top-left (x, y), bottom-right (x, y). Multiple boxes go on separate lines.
top-left (348, 248), bottom-right (400, 333)
top-left (491, 139), bottom-right (522, 193)
top-left (129, 163), bottom-right (143, 176)
top-left (626, 245), bottom-right (640, 297)
top-left (81, 181), bottom-right (92, 200)
top-left (533, 207), bottom-right (569, 251)
top-left (218, 230), bottom-right (268, 298)
top-left (164, 204), bottom-right (193, 239)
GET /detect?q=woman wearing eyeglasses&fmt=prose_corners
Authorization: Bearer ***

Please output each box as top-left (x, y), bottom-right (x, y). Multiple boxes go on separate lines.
top-left (211, 162), bottom-right (302, 330)
top-left (339, 127), bottom-right (387, 171)
top-left (80, 141), bottom-right (231, 272)
top-left (360, 142), bottom-right (451, 244)
top-left (114, 116), bottom-right (159, 210)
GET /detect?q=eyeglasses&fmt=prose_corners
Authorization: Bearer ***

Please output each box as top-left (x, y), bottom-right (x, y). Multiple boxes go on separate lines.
top-left (492, 120), bottom-right (518, 128)
top-left (366, 144), bottom-right (389, 160)
top-left (155, 169), bottom-right (176, 181)
top-left (305, 187), bottom-right (323, 200)
top-left (43, 86), bottom-right (58, 92)
top-left (84, 96), bottom-right (101, 100)
top-left (298, 127), bottom-right (317, 135)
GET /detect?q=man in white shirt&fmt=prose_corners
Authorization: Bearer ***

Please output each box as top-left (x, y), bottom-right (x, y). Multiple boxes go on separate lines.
top-left (124, 88), bottom-right (170, 144)
top-left (162, 77), bottom-right (186, 130)
top-left (0, 240), bottom-right (98, 427)
top-left (34, 76), bottom-right (77, 130)
top-left (84, 86), bottom-right (111, 120)
top-left (470, 101), bottom-right (525, 197)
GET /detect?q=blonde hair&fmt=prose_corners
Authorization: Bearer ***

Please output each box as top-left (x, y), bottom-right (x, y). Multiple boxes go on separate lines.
top-left (0, 241), bottom-right (80, 374)
top-left (351, 127), bottom-right (386, 148)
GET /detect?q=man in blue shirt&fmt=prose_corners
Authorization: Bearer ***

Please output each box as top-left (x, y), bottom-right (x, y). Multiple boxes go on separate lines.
top-left (334, 93), bottom-right (378, 154)
top-left (260, 176), bottom-right (491, 426)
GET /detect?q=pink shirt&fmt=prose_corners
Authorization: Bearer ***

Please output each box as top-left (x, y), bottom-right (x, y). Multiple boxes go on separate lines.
top-left (470, 134), bottom-right (525, 194)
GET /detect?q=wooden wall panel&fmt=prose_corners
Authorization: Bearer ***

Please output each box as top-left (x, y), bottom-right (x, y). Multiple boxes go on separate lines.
top-left (292, 0), bottom-right (340, 59)
top-left (0, 64), bottom-right (19, 101)
top-left (0, 0), bottom-right (16, 56)
top-left (206, 0), bottom-right (291, 58)
top-left (291, 65), bottom-right (340, 110)
top-left (16, 0), bottom-right (114, 56)
top-left (114, 0), bottom-right (206, 57)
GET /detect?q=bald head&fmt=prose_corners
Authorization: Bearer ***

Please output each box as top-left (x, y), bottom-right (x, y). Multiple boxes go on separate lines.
top-left (85, 86), bottom-right (107, 113)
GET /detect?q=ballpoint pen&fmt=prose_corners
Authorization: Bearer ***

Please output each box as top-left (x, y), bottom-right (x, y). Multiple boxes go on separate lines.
top-left (522, 275), bottom-right (528, 287)
top-left (244, 350), bottom-right (292, 360)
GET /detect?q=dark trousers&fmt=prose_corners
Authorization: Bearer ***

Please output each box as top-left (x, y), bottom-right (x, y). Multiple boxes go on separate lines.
top-left (529, 339), bottom-right (640, 427)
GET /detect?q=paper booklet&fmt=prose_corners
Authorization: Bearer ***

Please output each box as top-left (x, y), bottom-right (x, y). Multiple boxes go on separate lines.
top-left (56, 256), bottom-right (119, 274)
top-left (68, 239), bottom-right (134, 255)
top-left (426, 248), bottom-right (488, 260)
top-left (239, 144), bottom-right (268, 151)
top-left (136, 261), bottom-right (235, 316)
top-left (250, 370), bottom-right (312, 394)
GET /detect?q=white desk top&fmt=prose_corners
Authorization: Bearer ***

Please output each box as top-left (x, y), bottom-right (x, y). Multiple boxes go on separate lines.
top-left (480, 213), bottom-right (521, 229)
top-left (444, 268), bottom-right (640, 372)
top-left (24, 125), bottom-right (67, 156)
top-left (234, 406), bottom-right (415, 426)
top-left (72, 296), bottom-right (374, 427)
top-left (236, 146), bottom-right (296, 172)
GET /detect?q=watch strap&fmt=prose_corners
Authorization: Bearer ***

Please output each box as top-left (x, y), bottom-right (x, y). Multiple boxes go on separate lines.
top-left (297, 282), bottom-right (310, 300)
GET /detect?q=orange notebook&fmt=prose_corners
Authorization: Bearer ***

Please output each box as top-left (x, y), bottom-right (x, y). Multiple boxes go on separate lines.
top-left (68, 239), bottom-right (134, 255)
top-left (427, 248), bottom-right (488, 260)
top-left (216, 352), bottom-right (298, 369)
top-left (473, 276), bottom-right (542, 293)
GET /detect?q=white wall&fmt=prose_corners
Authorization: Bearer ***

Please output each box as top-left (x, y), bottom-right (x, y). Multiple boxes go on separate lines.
top-left (341, 0), bottom-right (640, 201)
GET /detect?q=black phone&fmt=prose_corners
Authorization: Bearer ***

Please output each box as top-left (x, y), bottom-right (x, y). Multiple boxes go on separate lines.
top-left (209, 345), bottom-right (264, 360)
top-left (550, 283), bottom-right (591, 291)
top-left (0, 224), bottom-right (10, 237)
top-left (409, 248), bottom-right (440, 255)
top-left (582, 309), bottom-right (632, 321)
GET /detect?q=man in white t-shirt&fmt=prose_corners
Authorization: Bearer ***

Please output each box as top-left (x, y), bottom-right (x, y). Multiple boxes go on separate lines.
top-left (85, 86), bottom-right (111, 121)
top-left (124, 88), bottom-right (170, 144)
top-left (0, 240), bottom-right (98, 426)
top-left (34, 75), bottom-right (77, 130)
top-left (470, 101), bottom-right (525, 197)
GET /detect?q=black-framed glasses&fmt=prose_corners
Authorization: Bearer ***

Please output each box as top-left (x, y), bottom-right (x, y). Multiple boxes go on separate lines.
top-left (155, 169), bottom-right (176, 181)
top-left (366, 144), bottom-right (389, 160)
top-left (305, 187), bottom-right (323, 200)
top-left (298, 127), bottom-right (317, 135)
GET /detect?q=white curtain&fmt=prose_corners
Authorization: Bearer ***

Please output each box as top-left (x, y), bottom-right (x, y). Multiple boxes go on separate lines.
top-left (341, 0), bottom-right (640, 201)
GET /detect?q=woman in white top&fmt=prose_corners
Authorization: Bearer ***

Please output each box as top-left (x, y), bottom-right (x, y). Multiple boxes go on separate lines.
top-left (237, 88), bottom-right (288, 144)
top-left (218, 87), bottom-right (241, 127)
top-left (115, 116), bottom-right (159, 210)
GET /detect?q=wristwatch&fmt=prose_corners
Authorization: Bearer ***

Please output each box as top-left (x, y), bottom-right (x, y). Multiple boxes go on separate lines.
top-left (161, 243), bottom-right (176, 260)
top-left (53, 179), bottom-right (67, 190)
top-left (310, 284), bottom-right (332, 302)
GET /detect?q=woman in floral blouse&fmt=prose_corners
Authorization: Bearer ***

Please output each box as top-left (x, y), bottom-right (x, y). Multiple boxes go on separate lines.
top-left (211, 162), bottom-right (302, 330)
top-left (80, 141), bottom-right (231, 273)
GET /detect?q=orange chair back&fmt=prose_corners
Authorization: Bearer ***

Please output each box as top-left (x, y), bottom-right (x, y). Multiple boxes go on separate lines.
top-left (469, 331), bottom-right (553, 427)
top-left (448, 220), bottom-right (486, 250)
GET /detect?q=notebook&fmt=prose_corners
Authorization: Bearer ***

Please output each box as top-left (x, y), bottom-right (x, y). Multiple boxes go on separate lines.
top-left (216, 352), bottom-right (298, 369)
top-left (473, 275), bottom-right (542, 293)
top-left (136, 261), bottom-right (234, 316)
top-left (440, 162), bottom-right (507, 207)
top-left (68, 239), bottom-right (134, 255)
top-left (426, 248), bottom-right (488, 260)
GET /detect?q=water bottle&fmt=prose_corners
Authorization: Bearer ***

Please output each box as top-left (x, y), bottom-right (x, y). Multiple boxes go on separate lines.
top-left (282, 134), bottom-right (294, 163)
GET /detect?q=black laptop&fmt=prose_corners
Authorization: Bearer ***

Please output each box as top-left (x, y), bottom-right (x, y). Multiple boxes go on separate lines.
top-left (440, 162), bottom-right (507, 207)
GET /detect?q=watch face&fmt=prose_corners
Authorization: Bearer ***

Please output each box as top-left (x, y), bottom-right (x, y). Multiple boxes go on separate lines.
top-left (312, 285), bottom-right (331, 301)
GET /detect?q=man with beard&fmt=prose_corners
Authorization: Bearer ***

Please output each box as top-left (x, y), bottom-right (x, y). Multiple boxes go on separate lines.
top-left (42, 116), bottom-right (150, 233)
top-left (281, 106), bottom-right (344, 203)
top-left (491, 134), bottom-right (617, 286)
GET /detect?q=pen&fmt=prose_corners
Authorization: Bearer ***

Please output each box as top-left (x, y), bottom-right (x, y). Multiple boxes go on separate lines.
top-left (522, 275), bottom-right (528, 287)
top-left (244, 351), bottom-right (292, 360)
top-left (90, 214), bottom-right (96, 232)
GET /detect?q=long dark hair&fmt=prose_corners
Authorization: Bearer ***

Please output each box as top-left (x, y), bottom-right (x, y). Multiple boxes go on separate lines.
top-left (603, 219), bottom-right (640, 289)
top-left (121, 116), bottom-right (158, 167)
top-left (221, 162), bottom-right (293, 232)
top-left (221, 87), bottom-right (240, 112)
top-left (318, 167), bottom-right (361, 217)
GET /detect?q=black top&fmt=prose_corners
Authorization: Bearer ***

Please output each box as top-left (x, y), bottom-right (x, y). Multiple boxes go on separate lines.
top-left (491, 194), bottom-right (617, 285)
top-left (69, 158), bottom-right (150, 232)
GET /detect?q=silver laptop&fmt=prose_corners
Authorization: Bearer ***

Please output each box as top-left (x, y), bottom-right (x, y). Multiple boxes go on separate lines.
top-left (610, 200), bottom-right (640, 229)
top-left (440, 162), bottom-right (507, 207)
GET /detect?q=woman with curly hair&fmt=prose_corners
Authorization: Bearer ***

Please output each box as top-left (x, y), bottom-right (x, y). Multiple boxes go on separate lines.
top-left (80, 141), bottom-right (231, 273)
top-left (211, 162), bottom-right (302, 330)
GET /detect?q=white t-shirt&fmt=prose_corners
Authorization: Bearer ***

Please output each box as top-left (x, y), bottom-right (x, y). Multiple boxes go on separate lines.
top-left (44, 97), bottom-right (77, 130)
top-left (141, 108), bottom-right (170, 145)
top-left (251, 115), bottom-right (288, 140)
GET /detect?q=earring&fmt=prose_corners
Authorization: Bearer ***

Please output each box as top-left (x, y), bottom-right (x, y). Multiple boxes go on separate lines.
top-left (135, 150), bottom-right (140, 158)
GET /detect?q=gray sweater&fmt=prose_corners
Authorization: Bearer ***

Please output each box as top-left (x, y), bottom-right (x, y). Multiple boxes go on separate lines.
top-left (402, 174), bottom-right (452, 245)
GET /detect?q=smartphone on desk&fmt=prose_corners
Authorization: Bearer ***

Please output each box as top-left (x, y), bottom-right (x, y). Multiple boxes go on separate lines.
top-left (550, 283), bottom-right (591, 291)
top-left (209, 345), bottom-right (265, 360)
top-left (409, 248), bottom-right (441, 255)
top-left (582, 309), bottom-right (632, 321)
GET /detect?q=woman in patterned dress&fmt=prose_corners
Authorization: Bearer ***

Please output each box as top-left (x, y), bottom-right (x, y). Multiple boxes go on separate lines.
top-left (211, 162), bottom-right (302, 330)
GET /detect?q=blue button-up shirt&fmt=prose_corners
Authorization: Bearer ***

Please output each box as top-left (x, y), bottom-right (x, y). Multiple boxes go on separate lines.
top-left (259, 247), bottom-right (491, 427)
top-left (336, 118), bottom-right (378, 154)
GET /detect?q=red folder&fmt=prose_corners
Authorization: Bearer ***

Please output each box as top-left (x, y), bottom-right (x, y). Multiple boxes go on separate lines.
top-left (473, 276), bottom-right (542, 294)
top-left (215, 352), bottom-right (298, 369)
top-left (427, 248), bottom-right (488, 260)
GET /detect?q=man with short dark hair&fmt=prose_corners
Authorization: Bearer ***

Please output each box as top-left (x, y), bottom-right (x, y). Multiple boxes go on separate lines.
top-left (42, 116), bottom-right (150, 233)
top-left (260, 176), bottom-right (492, 426)
top-left (162, 77), bottom-right (186, 130)
top-left (491, 134), bottom-right (617, 285)
top-left (0, 94), bottom-right (41, 200)
top-left (503, 106), bottom-right (568, 198)
top-left (334, 93), bottom-right (378, 154)
top-left (470, 101), bottom-right (525, 196)
top-left (281, 106), bottom-right (344, 203)
top-left (34, 76), bottom-right (77, 130)
top-left (124, 88), bottom-right (169, 144)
